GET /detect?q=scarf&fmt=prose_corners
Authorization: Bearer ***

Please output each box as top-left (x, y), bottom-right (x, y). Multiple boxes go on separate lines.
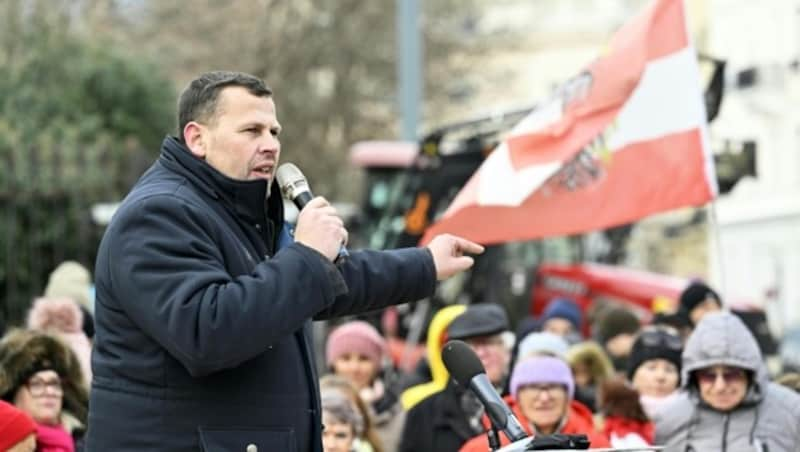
top-left (35, 423), bottom-right (75, 452)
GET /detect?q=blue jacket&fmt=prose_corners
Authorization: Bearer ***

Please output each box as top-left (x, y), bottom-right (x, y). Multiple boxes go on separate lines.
top-left (86, 137), bottom-right (436, 452)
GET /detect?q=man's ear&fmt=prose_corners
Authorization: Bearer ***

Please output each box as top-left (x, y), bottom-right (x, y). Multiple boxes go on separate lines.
top-left (183, 122), bottom-right (206, 158)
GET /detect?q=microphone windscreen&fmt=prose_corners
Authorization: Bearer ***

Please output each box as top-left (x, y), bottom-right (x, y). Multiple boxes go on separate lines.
top-left (275, 163), bottom-right (310, 200)
top-left (442, 340), bottom-right (485, 386)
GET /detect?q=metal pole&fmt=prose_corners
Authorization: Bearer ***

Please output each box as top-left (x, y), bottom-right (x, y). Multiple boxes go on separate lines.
top-left (708, 202), bottom-right (728, 299)
top-left (397, 0), bottom-right (422, 141)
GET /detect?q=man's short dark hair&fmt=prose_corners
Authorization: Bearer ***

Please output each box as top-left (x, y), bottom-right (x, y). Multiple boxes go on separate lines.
top-left (177, 71), bottom-right (272, 141)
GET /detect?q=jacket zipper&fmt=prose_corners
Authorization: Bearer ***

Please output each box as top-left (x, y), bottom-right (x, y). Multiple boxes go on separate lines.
top-left (721, 413), bottom-right (730, 452)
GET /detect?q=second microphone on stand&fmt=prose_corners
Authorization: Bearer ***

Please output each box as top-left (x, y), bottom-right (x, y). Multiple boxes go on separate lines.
top-left (441, 339), bottom-right (528, 443)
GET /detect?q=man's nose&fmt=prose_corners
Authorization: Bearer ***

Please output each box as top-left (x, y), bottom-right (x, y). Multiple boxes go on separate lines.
top-left (259, 135), bottom-right (279, 152)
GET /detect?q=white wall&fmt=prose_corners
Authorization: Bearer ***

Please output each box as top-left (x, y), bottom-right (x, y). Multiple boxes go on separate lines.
top-left (708, 0), bottom-right (800, 332)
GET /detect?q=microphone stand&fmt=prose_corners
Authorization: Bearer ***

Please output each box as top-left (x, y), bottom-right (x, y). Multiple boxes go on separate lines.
top-left (487, 425), bottom-right (501, 452)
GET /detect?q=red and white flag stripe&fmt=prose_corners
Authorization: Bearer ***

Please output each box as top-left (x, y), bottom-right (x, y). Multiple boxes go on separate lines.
top-left (422, 0), bottom-right (717, 245)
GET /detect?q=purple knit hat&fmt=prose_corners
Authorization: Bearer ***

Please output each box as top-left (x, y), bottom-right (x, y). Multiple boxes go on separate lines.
top-left (325, 321), bottom-right (386, 368)
top-left (510, 356), bottom-right (575, 399)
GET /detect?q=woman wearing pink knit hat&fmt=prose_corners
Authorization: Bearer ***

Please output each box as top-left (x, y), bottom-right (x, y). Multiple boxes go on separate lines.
top-left (326, 321), bottom-right (404, 452)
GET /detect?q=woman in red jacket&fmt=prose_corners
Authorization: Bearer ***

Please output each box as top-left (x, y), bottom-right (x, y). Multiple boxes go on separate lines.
top-left (460, 356), bottom-right (609, 451)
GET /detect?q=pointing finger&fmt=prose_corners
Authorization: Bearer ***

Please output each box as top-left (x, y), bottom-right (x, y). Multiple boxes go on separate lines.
top-left (453, 237), bottom-right (484, 255)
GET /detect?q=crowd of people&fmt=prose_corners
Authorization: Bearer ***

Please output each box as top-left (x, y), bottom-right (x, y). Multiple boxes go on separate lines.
top-left (318, 281), bottom-right (800, 452)
top-left (1, 70), bottom-right (799, 452)
top-left (2, 267), bottom-right (800, 451)
top-left (0, 262), bottom-right (94, 451)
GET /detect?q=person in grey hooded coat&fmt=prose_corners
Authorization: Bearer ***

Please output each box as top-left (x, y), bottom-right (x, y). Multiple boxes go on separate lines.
top-left (654, 311), bottom-right (800, 452)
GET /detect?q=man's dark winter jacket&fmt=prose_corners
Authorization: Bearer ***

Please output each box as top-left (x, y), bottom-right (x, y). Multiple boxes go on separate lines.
top-left (86, 137), bottom-right (436, 452)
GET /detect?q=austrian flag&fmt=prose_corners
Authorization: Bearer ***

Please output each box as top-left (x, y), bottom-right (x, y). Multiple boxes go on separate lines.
top-left (421, 0), bottom-right (717, 245)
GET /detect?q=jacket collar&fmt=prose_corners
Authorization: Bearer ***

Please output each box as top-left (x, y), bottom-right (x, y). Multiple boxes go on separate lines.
top-left (159, 136), bottom-right (284, 227)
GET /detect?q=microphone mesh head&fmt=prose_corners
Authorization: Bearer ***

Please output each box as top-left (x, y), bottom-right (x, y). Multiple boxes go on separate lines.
top-left (441, 340), bottom-right (485, 386)
top-left (275, 163), bottom-right (310, 200)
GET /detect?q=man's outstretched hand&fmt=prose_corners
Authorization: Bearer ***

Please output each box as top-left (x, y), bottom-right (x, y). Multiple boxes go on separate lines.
top-left (426, 234), bottom-right (485, 281)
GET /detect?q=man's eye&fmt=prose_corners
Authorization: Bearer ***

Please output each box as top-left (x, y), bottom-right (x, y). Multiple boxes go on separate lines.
top-left (271, 128), bottom-right (280, 137)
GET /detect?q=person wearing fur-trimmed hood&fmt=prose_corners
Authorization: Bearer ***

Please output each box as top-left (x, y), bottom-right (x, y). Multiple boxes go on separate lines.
top-left (0, 329), bottom-right (89, 451)
top-left (566, 341), bottom-right (615, 412)
top-left (654, 311), bottom-right (800, 451)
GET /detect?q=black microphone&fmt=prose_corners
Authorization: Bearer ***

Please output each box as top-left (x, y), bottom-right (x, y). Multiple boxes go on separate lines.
top-left (275, 163), bottom-right (349, 262)
top-left (442, 340), bottom-right (528, 443)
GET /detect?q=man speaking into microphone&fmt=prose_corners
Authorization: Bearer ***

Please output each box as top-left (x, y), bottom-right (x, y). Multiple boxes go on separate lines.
top-left (86, 71), bottom-right (483, 452)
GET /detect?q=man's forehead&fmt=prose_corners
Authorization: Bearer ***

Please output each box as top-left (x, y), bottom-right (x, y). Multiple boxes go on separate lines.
top-left (216, 86), bottom-right (277, 120)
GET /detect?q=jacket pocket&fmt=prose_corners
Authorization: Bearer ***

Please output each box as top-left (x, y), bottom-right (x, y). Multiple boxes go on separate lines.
top-left (198, 426), bottom-right (296, 452)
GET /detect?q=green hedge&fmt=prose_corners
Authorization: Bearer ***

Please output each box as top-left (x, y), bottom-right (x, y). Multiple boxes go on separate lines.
top-left (0, 33), bottom-right (174, 328)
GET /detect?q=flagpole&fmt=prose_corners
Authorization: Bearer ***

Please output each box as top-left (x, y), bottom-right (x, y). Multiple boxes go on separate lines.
top-left (707, 201), bottom-right (728, 301)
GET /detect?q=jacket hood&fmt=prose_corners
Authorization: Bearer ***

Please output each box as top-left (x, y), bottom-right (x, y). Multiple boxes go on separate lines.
top-left (681, 311), bottom-right (767, 402)
top-left (399, 305), bottom-right (466, 410)
top-left (0, 329), bottom-right (88, 424)
top-left (566, 341), bottom-right (615, 383)
top-left (426, 305), bottom-right (468, 385)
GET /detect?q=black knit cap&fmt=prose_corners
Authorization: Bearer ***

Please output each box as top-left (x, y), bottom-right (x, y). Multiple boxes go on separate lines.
top-left (679, 281), bottom-right (722, 316)
top-left (448, 303), bottom-right (509, 341)
top-left (626, 329), bottom-right (683, 382)
top-left (595, 307), bottom-right (641, 345)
